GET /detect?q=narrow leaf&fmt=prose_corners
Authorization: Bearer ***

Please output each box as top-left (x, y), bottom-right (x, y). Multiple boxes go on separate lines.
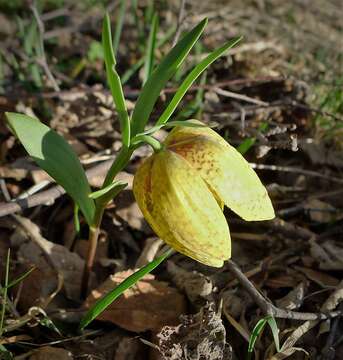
top-left (79, 248), bottom-right (173, 330)
top-left (143, 12), bottom-right (158, 84)
top-left (112, 0), bottom-right (127, 56)
top-left (267, 316), bottom-right (280, 352)
top-left (133, 119), bottom-right (207, 138)
top-left (5, 112), bottom-right (95, 225)
top-left (156, 36), bottom-right (242, 125)
top-left (248, 317), bottom-right (268, 355)
top-left (90, 180), bottom-right (127, 204)
top-left (6, 267), bottom-right (35, 290)
top-left (130, 18), bottom-right (208, 136)
top-left (102, 13), bottom-right (130, 147)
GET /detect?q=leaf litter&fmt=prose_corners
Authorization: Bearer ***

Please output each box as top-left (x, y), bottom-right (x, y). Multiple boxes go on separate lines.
top-left (0, 0), bottom-right (342, 359)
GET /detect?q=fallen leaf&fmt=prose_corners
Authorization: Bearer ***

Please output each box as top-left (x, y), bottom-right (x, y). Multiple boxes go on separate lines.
top-left (294, 266), bottom-right (339, 287)
top-left (276, 282), bottom-right (307, 310)
top-left (29, 346), bottom-right (73, 360)
top-left (84, 270), bottom-right (186, 332)
top-left (303, 198), bottom-right (336, 223)
top-left (167, 261), bottom-right (213, 305)
top-left (10, 215), bottom-right (87, 303)
top-left (157, 303), bottom-right (232, 360)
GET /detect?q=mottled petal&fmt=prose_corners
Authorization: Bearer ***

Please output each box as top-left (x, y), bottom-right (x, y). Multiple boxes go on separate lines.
top-left (133, 150), bottom-right (231, 267)
top-left (165, 122), bottom-right (275, 221)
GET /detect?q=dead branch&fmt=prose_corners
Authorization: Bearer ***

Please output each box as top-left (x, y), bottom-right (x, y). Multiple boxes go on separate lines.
top-left (227, 259), bottom-right (342, 321)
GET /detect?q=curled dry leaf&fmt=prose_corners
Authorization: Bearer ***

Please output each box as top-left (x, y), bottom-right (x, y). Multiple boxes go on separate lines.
top-left (167, 261), bottom-right (214, 305)
top-left (84, 270), bottom-right (186, 332)
top-left (276, 282), bottom-right (306, 310)
top-left (29, 346), bottom-right (73, 360)
top-left (270, 281), bottom-right (343, 359)
top-left (157, 304), bottom-right (232, 360)
top-left (310, 239), bottom-right (343, 271)
top-left (10, 215), bottom-right (87, 304)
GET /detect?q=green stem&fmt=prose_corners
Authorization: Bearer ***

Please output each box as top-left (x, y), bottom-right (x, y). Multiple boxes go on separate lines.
top-left (131, 135), bottom-right (164, 152)
top-left (81, 145), bottom-right (134, 297)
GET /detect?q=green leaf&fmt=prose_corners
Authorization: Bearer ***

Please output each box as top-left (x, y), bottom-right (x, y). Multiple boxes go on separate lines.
top-left (102, 13), bottom-right (130, 147)
top-left (6, 266), bottom-right (35, 290)
top-left (247, 316), bottom-right (280, 359)
top-left (133, 119), bottom-right (207, 138)
top-left (156, 36), bottom-right (242, 125)
top-left (79, 248), bottom-right (173, 330)
top-left (89, 180), bottom-right (127, 204)
top-left (267, 316), bottom-right (280, 352)
top-left (143, 12), bottom-right (158, 84)
top-left (112, 0), bottom-right (127, 56)
top-left (5, 112), bottom-right (95, 226)
top-left (130, 18), bottom-right (208, 136)
top-left (247, 317), bottom-right (268, 358)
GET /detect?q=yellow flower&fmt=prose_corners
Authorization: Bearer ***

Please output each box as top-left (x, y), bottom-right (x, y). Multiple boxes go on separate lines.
top-left (133, 121), bottom-right (275, 267)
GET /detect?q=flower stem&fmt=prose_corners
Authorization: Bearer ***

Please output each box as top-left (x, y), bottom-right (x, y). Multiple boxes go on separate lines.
top-left (81, 146), bottom-right (133, 297)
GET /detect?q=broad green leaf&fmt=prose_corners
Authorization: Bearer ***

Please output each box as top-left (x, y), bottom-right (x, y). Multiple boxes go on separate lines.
top-left (130, 18), bottom-right (208, 136)
top-left (156, 36), bottom-right (242, 125)
top-left (143, 12), bottom-right (158, 84)
top-left (102, 13), bottom-right (130, 147)
top-left (5, 112), bottom-right (95, 226)
top-left (79, 248), bottom-right (173, 330)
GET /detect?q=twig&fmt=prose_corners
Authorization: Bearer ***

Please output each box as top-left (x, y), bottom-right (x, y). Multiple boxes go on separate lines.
top-left (213, 87), bottom-right (269, 106)
top-left (250, 163), bottom-right (343, 184)
top-left (227, 259), bottom-right (342, 321)
top-left (172, 0), bottom-right (187, 47)
top-left (0, 159), bottom-right (114, 218)
top-left (30, 2), bottom-right (60, 91)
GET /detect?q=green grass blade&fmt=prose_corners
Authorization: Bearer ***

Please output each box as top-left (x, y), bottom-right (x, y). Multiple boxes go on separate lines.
top-left (0, 249), bottom-right (10, 336)
top-left (267, 316), bottom-right (280, 352)
top-left (112, 0), bottom-right (127, 56)
top-left (6, 266), bottom-right (35, 290)
top-left (156, 36), bottom-right (242, 125)
top-left (130, 18), bottom-right (208, 136)
top-left (102, 13), bottom-right (130, 147)
top-left (247, 317), bottom-right (268, 359)
top-left (79, 248), bottom-right (173, 330)
top-left (121, 25), bottom-right (176, 85)
top-left (5, 112), bottom-right (95, 226)
top-left (143, 12), bottom-right (158, 84)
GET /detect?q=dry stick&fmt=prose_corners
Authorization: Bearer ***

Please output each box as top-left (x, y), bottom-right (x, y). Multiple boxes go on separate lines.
top-left (172, 0), bottom-right (187, 47)
top-left (30, 2), bottom-right (60, 92)
top-left (227, 260), bottom-right (342, 321)
top-left (0, 159), bottom-right (114, 218)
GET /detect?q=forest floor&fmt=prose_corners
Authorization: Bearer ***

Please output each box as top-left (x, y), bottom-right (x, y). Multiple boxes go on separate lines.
top-left (0, 0), bottom-right (342, 359)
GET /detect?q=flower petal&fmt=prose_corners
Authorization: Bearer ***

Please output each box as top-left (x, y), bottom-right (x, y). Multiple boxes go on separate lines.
top-left (165, 123), bottom-right (275, 221)
top-left (133, 150), bottom-right (231, 267)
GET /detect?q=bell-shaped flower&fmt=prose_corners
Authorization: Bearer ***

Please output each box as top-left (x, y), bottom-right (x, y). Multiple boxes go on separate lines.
top-left (133, 121), bottom-right (274, 267)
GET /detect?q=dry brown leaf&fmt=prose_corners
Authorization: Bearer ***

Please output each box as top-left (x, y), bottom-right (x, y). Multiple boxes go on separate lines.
top-left (29, 346), bottom-right (73, 360)
top-left (293, 266), bottom-right (339, 287)
top-left (303, 198), bottom-right (336, 223)
top-left (157, 304), bottom-right (232, 360)
top-left (310, 240), bottom-right (343, 271)
top-left (115, 190), bottom-right (151, 233)
top-left (84, 270), bottom-right (186, 332)
top-left (11, 215), bottom-right (87, 303)
top-left (167, 261), bottom-right (213, 305)
top-left (276, 282), bottom-right (306, 310)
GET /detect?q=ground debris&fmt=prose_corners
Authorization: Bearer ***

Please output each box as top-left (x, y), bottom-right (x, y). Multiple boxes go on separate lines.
top-left (157, 304), bottom-right (232, 360)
